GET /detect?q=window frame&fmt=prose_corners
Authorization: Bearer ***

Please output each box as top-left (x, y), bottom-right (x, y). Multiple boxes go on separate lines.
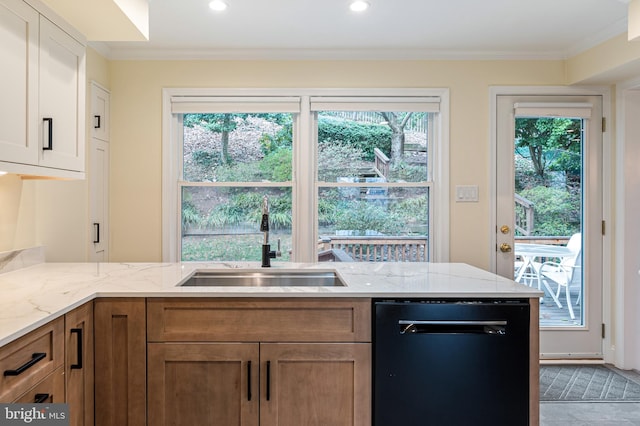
top-left (162, 88), bottom-right (450, 263)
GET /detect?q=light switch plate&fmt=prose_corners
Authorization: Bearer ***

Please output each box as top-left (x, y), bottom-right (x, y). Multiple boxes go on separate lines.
top-left (455, 185), bottom-right (479, 202)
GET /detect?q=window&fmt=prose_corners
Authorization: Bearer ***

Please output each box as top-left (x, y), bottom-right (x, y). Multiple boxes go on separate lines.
top-left (162, 90), bottom-right (449, 263)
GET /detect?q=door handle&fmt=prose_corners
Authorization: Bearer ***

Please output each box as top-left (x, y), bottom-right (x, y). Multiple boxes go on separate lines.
top-left (70, 328), bottom-right (83, 369)
top-left (42, 118), bottom-right (53, 151)
top-left (499, 243), bottom-right (512, 253)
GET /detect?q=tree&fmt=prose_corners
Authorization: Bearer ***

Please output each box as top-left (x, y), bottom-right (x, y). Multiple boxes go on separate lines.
top-left (184, 113), bottom-right (237, 164)
top-left (379, 112), bottom-right (413, 164)
top-left (514, 117), bottom-right (581, 182)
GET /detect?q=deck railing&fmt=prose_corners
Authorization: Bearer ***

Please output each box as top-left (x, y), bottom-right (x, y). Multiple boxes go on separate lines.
top-left (514, 193), bottom-right (534, 235)
top-left (318, 235), bottom-right (428, 262)
top-left (373, 148), bottom-right (390, 180)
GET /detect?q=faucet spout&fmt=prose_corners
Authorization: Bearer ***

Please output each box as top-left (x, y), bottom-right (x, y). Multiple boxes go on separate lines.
top-left (261, 195), bottom-right (279, 267)
top-left (260, 195), bottom-right (270, 243)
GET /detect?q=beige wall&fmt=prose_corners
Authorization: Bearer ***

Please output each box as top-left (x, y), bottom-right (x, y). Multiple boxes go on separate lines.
top-left (3, 43), bottom-right (637, 265)
top-left (567, 34), bottom-right (640, 84)
top-left (108, 59), bottom-right (566, 267)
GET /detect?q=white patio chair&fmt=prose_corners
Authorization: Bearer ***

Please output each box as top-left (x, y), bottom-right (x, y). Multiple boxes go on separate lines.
top-left (539, 233), bottom-right (582, 320)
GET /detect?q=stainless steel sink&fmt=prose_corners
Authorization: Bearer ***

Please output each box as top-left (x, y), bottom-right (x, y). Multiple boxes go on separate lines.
top-left (179, 269), bottom-right (347, 287)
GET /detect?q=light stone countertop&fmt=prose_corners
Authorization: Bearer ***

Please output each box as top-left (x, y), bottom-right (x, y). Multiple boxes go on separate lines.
top-left (0, 261), bottom-right (542, 347)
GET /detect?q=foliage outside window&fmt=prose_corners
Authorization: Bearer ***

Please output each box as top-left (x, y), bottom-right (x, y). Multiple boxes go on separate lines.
top-left (514, 117), bottom-right (583, 237)
top-left (170, 93), bottom-right (443, 263)
top-left (315, 110), bottom-right (431, 262)
top-left (181, 113), bottom-right (293, 261)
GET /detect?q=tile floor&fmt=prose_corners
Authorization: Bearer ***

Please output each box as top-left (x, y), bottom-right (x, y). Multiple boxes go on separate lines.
top-left (540, 367), bottom-right (640, 425)
top-left (541, 402), bottom-right (640, 425)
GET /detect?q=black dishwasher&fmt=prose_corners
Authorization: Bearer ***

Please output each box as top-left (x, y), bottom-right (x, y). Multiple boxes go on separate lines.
top-left (373, 299), bottom-right (530, 426)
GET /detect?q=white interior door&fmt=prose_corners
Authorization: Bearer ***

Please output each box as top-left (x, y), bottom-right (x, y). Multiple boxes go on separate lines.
top-left (495, 94), bottom-right (603, 358)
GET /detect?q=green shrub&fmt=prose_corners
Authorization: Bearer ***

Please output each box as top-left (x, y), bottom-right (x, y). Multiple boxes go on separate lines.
top-left (318, 116), bottom-right (391, 161)
top-left (260, 148), bottom-right (292, 181)
top-left (519, 186), bottom-right (580, 236)
top-left (335, 201), bottom-right (403, 234)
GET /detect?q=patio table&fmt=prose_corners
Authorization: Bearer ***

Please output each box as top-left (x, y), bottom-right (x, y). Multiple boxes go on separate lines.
top-left (514, 243), bottom-right (574, 307)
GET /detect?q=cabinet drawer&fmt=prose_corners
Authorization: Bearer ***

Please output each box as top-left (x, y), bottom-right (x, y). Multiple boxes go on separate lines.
top-left (12, 366), bottom-right (65, 403)
top-left (0, 317), bottom-right (64, 401)
top-left (147, 298), bottom-right (371, 343)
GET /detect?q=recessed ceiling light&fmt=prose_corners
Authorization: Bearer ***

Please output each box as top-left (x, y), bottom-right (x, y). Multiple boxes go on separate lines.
top-left (209, 0), bottom-right (228, 11)
top-left (350, 1), bottom-right (369, 12)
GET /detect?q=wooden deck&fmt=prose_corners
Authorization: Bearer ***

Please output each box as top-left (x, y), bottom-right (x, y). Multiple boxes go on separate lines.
top-left (538, 284), bottom-right (583, 327)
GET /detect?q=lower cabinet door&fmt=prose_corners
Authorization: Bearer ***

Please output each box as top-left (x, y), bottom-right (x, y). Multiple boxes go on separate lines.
top-left (65, 302), bottom-right (94, 426)
top-left (147, 343), bottom-right (259, 426)
top-left (260, 343), bottom-right (371, 426)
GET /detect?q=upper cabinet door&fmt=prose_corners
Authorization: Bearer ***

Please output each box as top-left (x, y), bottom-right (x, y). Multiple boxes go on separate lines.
top-left (0, 0), bottom-right (38, 165)
top-left (39, 16), bottom-right (85, 172)
top-left (91, 84), bottom-right (110, 142)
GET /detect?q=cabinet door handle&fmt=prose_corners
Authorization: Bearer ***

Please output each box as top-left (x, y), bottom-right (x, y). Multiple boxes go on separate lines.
top-left (34, 393), bottom-right (50, 403)
top-left (43, 118), bottom-right (53, 150)
top-left (70, 328), bottom-right (83, 369)
top-left (93, 223), bottom-right (100, 244)
top-left (247, 361), bottom-right (252, 401)
top-left (266, 360), bottom-right (271, 401)
top-left (4, 352), bottom-right (46, 376)
top-left (94, 115), bottom-right (101, 129)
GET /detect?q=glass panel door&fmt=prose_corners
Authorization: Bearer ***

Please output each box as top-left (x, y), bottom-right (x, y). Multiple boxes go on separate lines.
top-left (496, 95), bottom-right (603, 358)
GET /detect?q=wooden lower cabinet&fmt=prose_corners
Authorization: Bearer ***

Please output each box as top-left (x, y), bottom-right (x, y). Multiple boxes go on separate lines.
top-left (260, 343), bottom-right (371, 426)
top-left (94, 298), bottom-right (146, 426)
top-left (65, 302), bottom-right (94, 426)
top-left (148, 343), bottom-right (259, 426)
top-left (147, 342), bottom-right (370, 426)
top-left (146, 298), bottom-right (372, 426)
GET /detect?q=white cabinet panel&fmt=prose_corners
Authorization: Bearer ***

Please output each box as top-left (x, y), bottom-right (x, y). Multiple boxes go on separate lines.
top-left (39, 16), bottom-right (85, 172)
top-left (91, 84), bottom-right (110, 142)
top-left (0, 0), bottom-right (38, 165)
top-left (90, 138), bottom-right (109, 261)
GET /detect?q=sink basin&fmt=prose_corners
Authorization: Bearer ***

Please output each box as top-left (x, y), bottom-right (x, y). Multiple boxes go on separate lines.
top-left (179, 269), bottom-right (347, 287)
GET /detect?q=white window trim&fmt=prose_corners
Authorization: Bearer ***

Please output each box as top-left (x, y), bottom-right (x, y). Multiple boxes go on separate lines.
top-left (162, 88), bottom-right (450, 263)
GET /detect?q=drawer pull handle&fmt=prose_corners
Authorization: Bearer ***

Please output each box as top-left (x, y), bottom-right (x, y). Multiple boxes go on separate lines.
top-left (71, 328), bottom-right (83, 369)
top-left (247, 361), bottom-right (252, 401)
top-left (266, 360), bottom-right (271, 401)
top-left (4, 352), bottom-right (47, 376)
top-left (34, 393), bottom-right (50, 403)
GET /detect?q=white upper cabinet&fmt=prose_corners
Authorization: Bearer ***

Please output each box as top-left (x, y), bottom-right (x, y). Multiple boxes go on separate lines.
top-left (38, 16), bottom-right (85, 172)
top-left (0, 0), bottom-right (86, 178)
top-left (91, 83), bottom-right (110, 142)
top-left (0, 0), bottom-right (38, 165)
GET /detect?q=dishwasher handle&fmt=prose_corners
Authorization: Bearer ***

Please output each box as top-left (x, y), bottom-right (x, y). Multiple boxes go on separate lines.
top-left (398, 320), bottom-right (508, 335)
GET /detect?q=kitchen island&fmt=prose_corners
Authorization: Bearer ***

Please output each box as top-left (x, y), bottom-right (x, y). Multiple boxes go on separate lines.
top-left (0, 259), bottom-right (542, 425)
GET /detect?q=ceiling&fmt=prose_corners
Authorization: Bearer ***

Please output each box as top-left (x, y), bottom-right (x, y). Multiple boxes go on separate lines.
top-left (99, 0), bottom-right (631, 60)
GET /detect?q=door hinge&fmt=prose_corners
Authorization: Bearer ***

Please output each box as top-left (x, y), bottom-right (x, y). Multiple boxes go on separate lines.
top-left (602, 117), bottom-right (606, 132)
top-left (602, 323), bottom-right (606, 339)
top-left (602, 220), bottom-right (606, 236)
